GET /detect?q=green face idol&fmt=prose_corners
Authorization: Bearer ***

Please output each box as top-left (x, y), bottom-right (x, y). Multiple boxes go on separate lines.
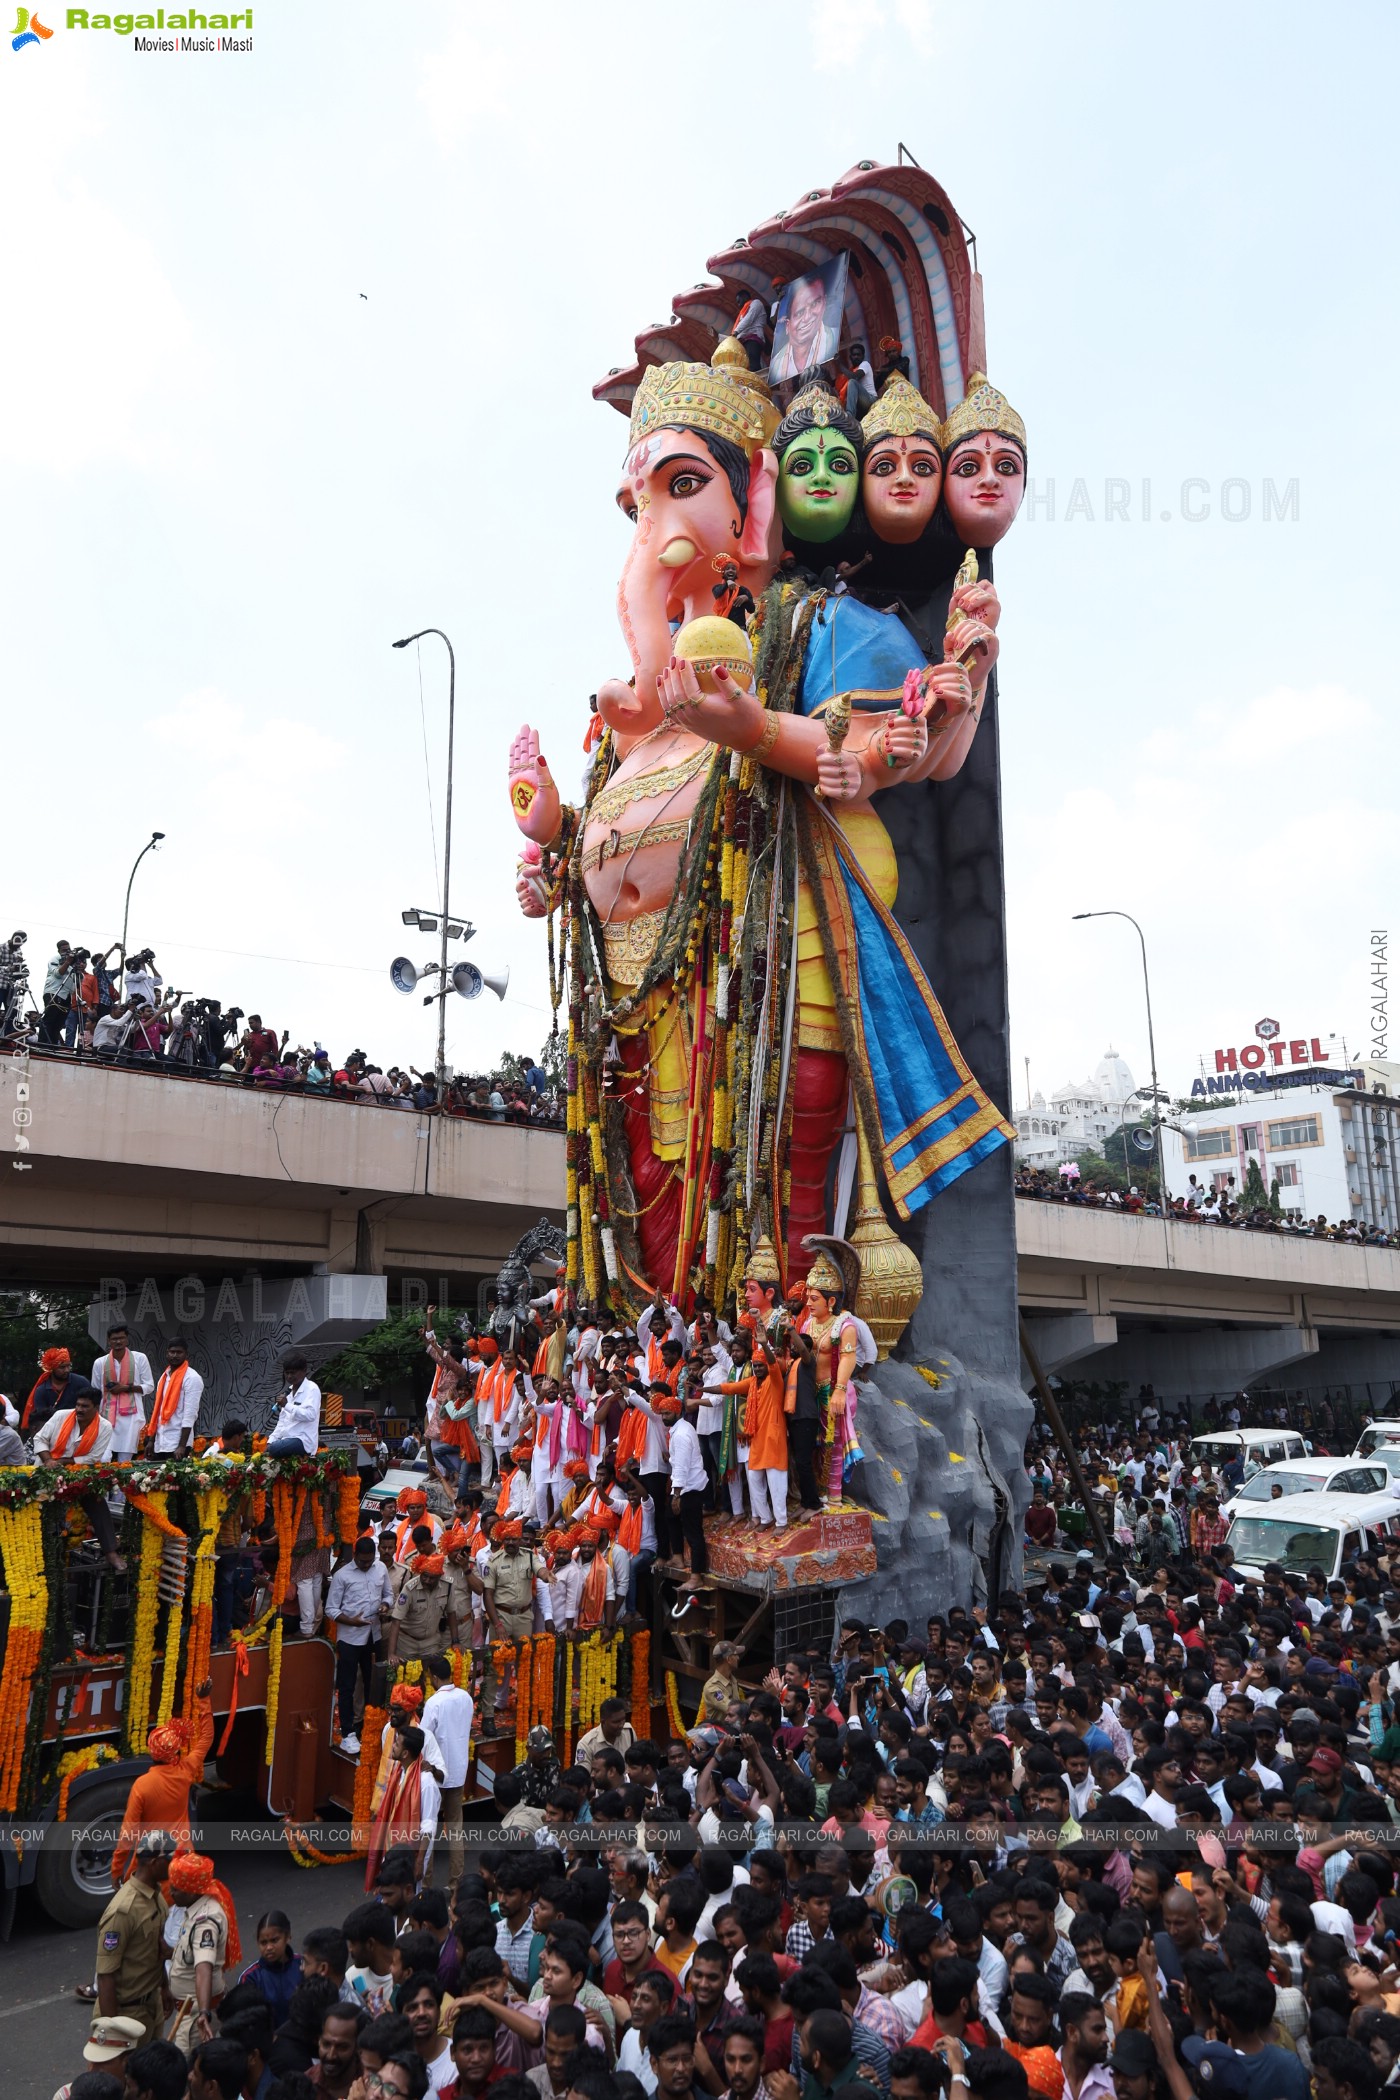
top-left (777, 429), bottom-right (859, 543)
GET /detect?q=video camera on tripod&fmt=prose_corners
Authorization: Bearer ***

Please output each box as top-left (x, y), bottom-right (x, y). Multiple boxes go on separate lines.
top-left (0, 931), bottom-right (31, 1045)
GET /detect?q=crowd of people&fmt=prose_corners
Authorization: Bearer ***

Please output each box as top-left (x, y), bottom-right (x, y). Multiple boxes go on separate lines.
top-left (1015, 1166), bottom-right (1400, 1247)
top-left (0, 932), bottom-right (564, 1128)
top-left (56, 1386), bottom-right (1400, 2100)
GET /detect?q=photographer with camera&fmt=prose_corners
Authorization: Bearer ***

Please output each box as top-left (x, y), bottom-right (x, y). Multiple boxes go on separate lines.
top-left (123, 947), bottom-right (162, 1007)
top-left (39, 939), bottom-right (79, 1047)
top-left (166, 1000), bottom-right (214, 1073)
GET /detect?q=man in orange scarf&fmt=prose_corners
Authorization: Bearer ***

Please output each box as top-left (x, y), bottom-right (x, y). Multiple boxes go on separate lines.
top-left (33, 1386), bottom-right (127, 1570)
top-left (111, 1678), bottom-right (214, 1883)
top-left (165, 1847), bottom-right (241, 2052)
top-left (145, 1341), bottom-right (204, 1457)
top-left (365, 1722), bottom-right (439, 1891)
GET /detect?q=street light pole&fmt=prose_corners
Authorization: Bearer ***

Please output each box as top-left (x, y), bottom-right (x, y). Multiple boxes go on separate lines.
top-left (1072, 909), bottom-right (1167, 1206)
top-left (119, 831), bottom-right (165, 993)
top-left (393, 629), bottom-right (456, 1090)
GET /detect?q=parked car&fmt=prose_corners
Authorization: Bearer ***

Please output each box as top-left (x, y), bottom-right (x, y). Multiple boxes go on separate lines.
top-left (1224, 1455), bottom-right (1392, 1518)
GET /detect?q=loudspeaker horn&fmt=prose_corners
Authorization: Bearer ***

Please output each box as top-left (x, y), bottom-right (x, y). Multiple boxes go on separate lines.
top-left (389, 956), bottom-right (423, 996)
top-left (451, 961), bottom-right (510, 1002)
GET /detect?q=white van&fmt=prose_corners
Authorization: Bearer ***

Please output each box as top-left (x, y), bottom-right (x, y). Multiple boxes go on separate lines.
top-left (1188, 1429), bottom-right (1310, 1481)
top-left (1226, 1487), bottom-right (1400, 1583)
top-left (1355, 1421), bottom-right (1400, 1458)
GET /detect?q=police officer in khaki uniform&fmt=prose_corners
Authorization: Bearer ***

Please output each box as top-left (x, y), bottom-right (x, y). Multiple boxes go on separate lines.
top-left (385, 1552), bottom-right (462, 1666)
top-left (483, 1523), bottom-right (542, 1641)
top-left (94, 1828), bottom-right (174, 2044)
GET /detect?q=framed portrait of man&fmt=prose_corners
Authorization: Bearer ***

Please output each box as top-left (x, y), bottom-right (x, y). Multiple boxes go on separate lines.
top-left (768, 253), bottom-right (848, 384)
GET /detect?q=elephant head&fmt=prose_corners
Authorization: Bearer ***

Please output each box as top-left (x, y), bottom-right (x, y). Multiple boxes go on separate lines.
top-left (596, 342), bottom-right (782, 740)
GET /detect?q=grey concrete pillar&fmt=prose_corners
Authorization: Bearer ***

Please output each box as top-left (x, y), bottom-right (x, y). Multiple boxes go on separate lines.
top-left (88, 1272), bottom-right (388, 1434)
top-left (1021, 1314), bottom-right (1119, 1379)
top-left (1086, 1322), bottom-right (1319, 1398)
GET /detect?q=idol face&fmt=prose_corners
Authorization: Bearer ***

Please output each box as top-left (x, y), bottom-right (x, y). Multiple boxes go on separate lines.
top-left (943, 432), bottom-right (1025, 548)
top-left (778, 429), bottom-right (859, 543)
top-left (862, 435), bottom-right (943, 543)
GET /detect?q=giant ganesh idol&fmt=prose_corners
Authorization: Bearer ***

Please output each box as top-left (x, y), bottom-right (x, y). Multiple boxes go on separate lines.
top-left (508, 161), bottom-right (1034, 1611)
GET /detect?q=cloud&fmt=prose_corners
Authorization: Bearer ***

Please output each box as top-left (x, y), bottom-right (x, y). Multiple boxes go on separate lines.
top-left (810, 0), bottom-right (935, 69)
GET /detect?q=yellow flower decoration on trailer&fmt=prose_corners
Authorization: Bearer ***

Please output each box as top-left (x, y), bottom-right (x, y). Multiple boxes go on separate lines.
top-left (0, 1506), bottom-right (48, 1813)
top-left (56, 1743), bottom-right (117, 1822)
top-left (264, 1614), bottom-right (284, 1765)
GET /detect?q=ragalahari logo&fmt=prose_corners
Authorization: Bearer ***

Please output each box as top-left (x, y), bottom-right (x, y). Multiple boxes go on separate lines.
top-left (12, 5), bottom-right (54, 46)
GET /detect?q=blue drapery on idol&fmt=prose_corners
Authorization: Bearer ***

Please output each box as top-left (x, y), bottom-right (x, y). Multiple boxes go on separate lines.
top-left (794, 590), bottom-right (1013, 1215)
top-left (798, 593), bottom-right (926, 715)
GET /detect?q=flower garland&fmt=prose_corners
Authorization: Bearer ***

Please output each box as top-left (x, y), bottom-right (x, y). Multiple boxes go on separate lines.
top-left (0, 1446), bottom-right (356, 1512)
top-left (351, 1703), bottom-right (387, 1845)
top-left (532, 1632), bottom-right (556, 1745)
top-left (630, 1629), bottom-right (651, 1738)
top-left (336, 1474), bottom-right (362, 1549)
top-left (449, 1647), bottom-right (472, 1690)
top-left (514, 1637), bottom-right (533, 1764)
top-left (263, 1615), bottom-right (284, 1765)
top-left (562, 1637), bottom-right (575, 1765)
top-left (122, 1494), bottom-right (168, 1756)
top-left (182, 1486), bottom-right (226, 1721)
top-left (577, 1633), bottom-right (598, 1742)
top-left (55, 1743), bottom-right (117, 1822)
top-left (664, 1670), bottom-right (686, 1745)
top-left (0, 1507), bottom-right (48, 1813)
top-left (284, 1821), bottom-right (357, 1868)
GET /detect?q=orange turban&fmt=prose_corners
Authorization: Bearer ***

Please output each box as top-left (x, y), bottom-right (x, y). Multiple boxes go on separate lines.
top-left (147, 1717), bottom-right (193, 1764)
top-left (40, 1347), bottom-right (70, 1374)
top-left (510, 1439), bottom-right (533, 1463)
top-left (167, 1848), bottom-right (243, 1966)
top-left (396, 1487), bottom-right (428, 1514)
top-left (544, 1529), bottom-right (566, 1554)
top-left (580, 1527), bottom-right (603, 1548)
top-left (412, 1553), bottom-right (445, 1577)
top-left (390, 1683), bottom-right (424, 1712)
top-left (440, 1522), bottom-right (470, 1555)
top-left (563, 1458), bottom-right (589, 1481)
top-left (496, 1519), bottom-right (525, 1542)
top-left (591, 1505), bottom-right (620, 1535)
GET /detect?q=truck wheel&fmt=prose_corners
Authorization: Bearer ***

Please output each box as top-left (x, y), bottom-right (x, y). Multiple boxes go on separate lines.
top-left (33, 1776), bottom-right (130, 1930)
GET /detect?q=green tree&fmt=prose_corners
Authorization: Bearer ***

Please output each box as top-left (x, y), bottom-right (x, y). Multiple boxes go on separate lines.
top-left (1080, 1125), bottom-right (1162, 1202)
top-left (1240, 1158), bottom-right (1269, 1211)
top-left (317, 1306), bottom-right (460, 1399)
top-left (0, 1289), bottom-right (93, 1405)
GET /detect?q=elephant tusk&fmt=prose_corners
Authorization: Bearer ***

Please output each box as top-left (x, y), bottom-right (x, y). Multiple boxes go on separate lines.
top-left (657, 536), bottom-right (697, 568)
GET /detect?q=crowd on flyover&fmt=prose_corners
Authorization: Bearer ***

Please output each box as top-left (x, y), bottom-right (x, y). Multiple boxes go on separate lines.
top-left (1015, 1167), bottom-right (1400, 1248)
top-left (0, 932), bottom-right (564, 1128)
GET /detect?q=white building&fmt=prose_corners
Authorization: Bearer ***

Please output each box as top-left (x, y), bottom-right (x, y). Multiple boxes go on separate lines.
top-left (1163, 1064), bottom-right (1400, 1227)
top-left (1014, 1048), bottom-right (1137, 1169)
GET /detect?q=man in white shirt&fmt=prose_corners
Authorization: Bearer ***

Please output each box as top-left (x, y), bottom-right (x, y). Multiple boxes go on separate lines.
top-left (660, 1391), bottom-right (709, 1593)
top-left (149, 1342), bottom-right (205, 1456)
top-left (268, 1352), bottom-right (321, 1455)
top-left (325, 1535), bottom-right (393, 1755)
top-left (33, 1386), bottom-right (126, 1568)
top-left (421, 1652), bottom-right (475, 1886)
top-left (91, 1323), bottom-right (154, 1458)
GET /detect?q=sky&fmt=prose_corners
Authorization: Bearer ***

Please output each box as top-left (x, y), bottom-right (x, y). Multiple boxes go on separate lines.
top-left (2, 1), bottom-right (1397, 1107)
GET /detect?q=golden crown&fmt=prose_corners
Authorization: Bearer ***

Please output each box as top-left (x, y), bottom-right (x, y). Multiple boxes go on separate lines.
top-left (785, 380), bottom-right (845, 431)
top-left (940, 371), bottom-right (1026, 457)
top-left (745, 1233), bottom-right (781, 1286)
top-left (861, 372), bottom-right (941, 448)
top-left (805, 1248), bottom-right (845, 1297)
top-left (628, 337), bottom-right (779, 455)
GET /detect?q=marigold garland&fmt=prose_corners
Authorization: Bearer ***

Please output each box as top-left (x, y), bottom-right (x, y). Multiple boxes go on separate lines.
top-left (123, 1494), bottom-right (168, 1756)
top-left (515, 1636), bottom-right (533, 1763)
top-left (310, 1491), bottom-right (330, 1550)
top-left (264, 1614), bottom-right (283, 1765)
top-left (351, 1702), bottom-right (387, 1844)
top-left (284, 1821), bottom-right (357, 1868)
top-left (562, 1637), bottom-right (575, 1765)
top-left (664, 1669), bottom-right (686, 1744)
top-left (533, 1632), bottom-right (556, 1744)
top-left (56, 1743), bottom-right (117, 1822)
top-left (336, 1474), bottom-right (362, 1548)
top-left (630, 1629), bottom-right (651, 1738)
top-left (0, 1507), bottom-right (48, 1813)
top-left (182, 1487), bottom-right (225, 1721)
